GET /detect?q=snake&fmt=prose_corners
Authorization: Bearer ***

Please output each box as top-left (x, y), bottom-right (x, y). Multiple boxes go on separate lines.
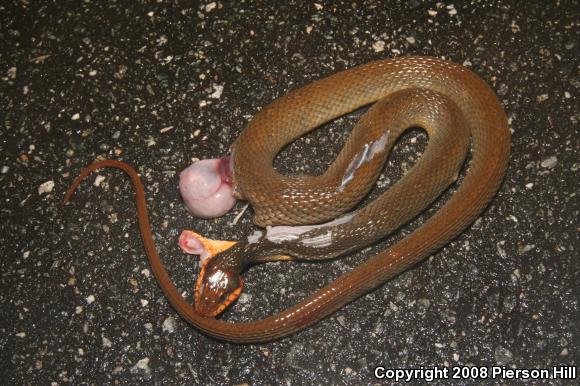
top-left (65, 56), bottom-right (510, 343)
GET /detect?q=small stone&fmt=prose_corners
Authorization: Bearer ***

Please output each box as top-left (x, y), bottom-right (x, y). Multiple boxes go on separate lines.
top-left (71, 113), bottom-right (80, 120)
top-left (131, 358), bottom-right (151, 375)
top-left (7, 67), bottom-right (17, 79)
top-left (237, 292), bottom-right (252, 304)
top-left (101, 335), bottom-right (112, 347)
top-left (494, 345), bottom-right (513, 365)
top-left (93, 175), bottom-right (106, 187)
top-left (518, 244), bottom-right (534, 254)
top-left (510, 269), bottom-right (520, 283)
top-left (38, 180), bottom-right (55, 195)
top-left (540, 156), bottom-right (557, 169)
top-left (162, 316), bottom-right (176, 333)
top-left (209, 84), bottom-right (224, 99)
top-left (85, 294), bottom-right (95, 304)
top-left (372, 40), bottom-right (385, 53)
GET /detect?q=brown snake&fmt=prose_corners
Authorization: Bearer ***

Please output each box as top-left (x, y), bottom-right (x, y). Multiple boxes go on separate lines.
top-left (65, 56), bottom-right (510, 343)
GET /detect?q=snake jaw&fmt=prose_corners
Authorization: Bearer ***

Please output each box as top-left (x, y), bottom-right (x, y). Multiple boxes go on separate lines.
top-left (178, 230), bottom-right (242, 317)
top-left (195, 257), bottom-right (244, 317)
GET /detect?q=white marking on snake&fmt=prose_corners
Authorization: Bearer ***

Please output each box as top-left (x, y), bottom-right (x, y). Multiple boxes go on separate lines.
top-left (265, 212), bottom-right (355, 244)
top-left (338, 131), bottom-right (390, 192)
top-left (301, 230), bottom-right (333, 248)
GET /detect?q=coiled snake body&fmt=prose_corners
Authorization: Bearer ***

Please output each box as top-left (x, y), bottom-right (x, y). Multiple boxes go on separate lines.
top-left (65, 57), bottom-right (510, 343)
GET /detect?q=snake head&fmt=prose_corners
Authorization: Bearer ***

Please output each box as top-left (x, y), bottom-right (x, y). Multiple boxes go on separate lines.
top-left (195, 256), bottom-right (244, 317)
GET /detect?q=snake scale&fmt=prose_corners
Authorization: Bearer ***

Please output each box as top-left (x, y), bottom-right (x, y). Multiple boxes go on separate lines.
top-left (65, 56), bottom-right (510, 343)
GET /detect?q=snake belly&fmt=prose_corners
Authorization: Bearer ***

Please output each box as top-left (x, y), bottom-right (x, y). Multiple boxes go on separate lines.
top-left (66, 56), bottom-right (510, 343)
